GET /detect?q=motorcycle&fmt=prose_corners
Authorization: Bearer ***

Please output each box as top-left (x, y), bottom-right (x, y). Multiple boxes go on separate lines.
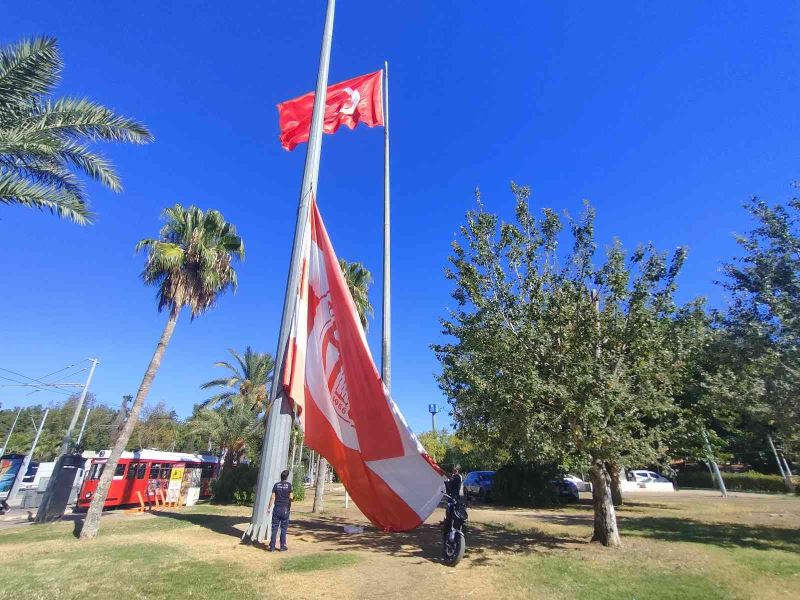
top-left (441, 492), bottom-right (468, 565)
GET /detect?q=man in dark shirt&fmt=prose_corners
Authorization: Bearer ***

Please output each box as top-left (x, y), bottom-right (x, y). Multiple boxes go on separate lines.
top-left (445, 466), bottom-right (463, 500)
top-left (268, 469), bottom-right (294, 552)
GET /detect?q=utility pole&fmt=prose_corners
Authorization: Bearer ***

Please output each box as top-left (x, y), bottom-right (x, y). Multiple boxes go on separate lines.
top-left (243, 0), bottom-right (336, 545)
top-left (769, 435), bottom-right (794, 490)
top-left (60, 358), bottom-right (99, 455)
top-left (6, 409), bottom-right (49, 506)
top-left (703, 430), bottom-right (728, 498)
top-left (381, 60), bottom-right (391, 391)
top-left (0, 407), bottom-right (22, 456)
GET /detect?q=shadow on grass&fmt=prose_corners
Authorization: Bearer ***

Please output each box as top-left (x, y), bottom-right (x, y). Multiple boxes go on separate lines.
top-left (621, 516), bottom-right (800, 553)
top-left (148, 508), bottom-right (578, 565)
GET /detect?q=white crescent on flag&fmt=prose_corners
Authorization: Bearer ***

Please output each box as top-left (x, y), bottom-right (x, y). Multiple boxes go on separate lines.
top-left (282, 199), bottom-right (445, 531)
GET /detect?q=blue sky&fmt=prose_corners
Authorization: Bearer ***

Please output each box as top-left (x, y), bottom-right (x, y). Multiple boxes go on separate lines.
top-left (1, 2), bottom-right (799, 435)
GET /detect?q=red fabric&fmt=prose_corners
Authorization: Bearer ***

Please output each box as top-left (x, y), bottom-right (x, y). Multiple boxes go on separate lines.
top-left (278, 70), bottom-right (384, 150)
top-left (281, 199), bottom-right (445, 531)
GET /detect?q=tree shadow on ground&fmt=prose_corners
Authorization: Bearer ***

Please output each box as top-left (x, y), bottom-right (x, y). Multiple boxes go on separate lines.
top-left (289, 515), bottom-right (580, 565)
top-left (149, 510), bottom-right (250, 539)
top-left (149, 509), bottom-right (579, 565)
top-left (620, 516), bottom-right (800, 553)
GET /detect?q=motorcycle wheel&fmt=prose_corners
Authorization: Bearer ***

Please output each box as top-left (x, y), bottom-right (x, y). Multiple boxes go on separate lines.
top-left (442, 530), bottom-right (466, 566)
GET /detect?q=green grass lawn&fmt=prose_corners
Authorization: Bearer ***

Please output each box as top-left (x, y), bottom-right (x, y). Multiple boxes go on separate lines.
top-left (0, 491), bottom-right (798, 599)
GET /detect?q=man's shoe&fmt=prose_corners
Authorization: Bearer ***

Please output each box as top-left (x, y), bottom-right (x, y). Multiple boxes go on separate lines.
top-left (280, 546), bottom-right (288, 552)
top-left (268, 547), bottom-right (275, 552)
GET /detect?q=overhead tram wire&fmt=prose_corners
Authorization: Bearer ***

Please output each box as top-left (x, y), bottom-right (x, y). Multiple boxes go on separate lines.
top-left (0, 374), bottom-right (74, 396)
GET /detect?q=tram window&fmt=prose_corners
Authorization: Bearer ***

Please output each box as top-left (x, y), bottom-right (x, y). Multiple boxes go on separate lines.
top-left (114, 464), bottom-right (126, 477)
top-left (160, 465), bottom-right (172, 479)
top-left (127, 463), bottom-right (138, 479)
top-left (149, 463), bottom-right (161, 479)
top-left (201, 464), bottom-right (214, 478)
top-left (135, 463), bottom-right (147, 479)
top-left (89, 463), bottom-right (105, 480)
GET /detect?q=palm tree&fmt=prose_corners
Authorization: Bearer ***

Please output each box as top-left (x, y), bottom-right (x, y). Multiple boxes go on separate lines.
top-left (80, 204), bottom-right (244, 540)
top-left (0, 37), bottom-right (152, 224)
top-left (200, 346), bottom-right (274, 411)
top-left (338, 258), bottom-right (373, 330)
top-left (188, 395), bottom-right (264, 470)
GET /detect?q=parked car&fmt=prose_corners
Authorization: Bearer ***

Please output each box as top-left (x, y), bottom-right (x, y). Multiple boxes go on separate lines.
top-left (463, 470), bottom-right (495, 502)
top-left (552, 478), bottom-right (580, 503)
top-left (563, 474), bottom-right (592, 492)
top-left (630, 470), bottom-right (671, 483)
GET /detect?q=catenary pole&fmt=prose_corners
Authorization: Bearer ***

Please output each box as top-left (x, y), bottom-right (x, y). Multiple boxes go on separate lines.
top-left (243, 0), bottom-right (336, 544)
top-left (703, 430), bottom-right (728, 498)
top-left (6, 409), bottom-right (49, 506)
top-left (768, 435), bottom-right (788, 480)
top-left (35, 358), bottom-right (98, 522)
top-left (75, 400), bottom-right (93, 447)
top-left (60, 358), bottom-right (99, 455)
top-left (381, 60), bottom-right (391, 390)
top-left (0, 407), bottom-right (22, 456)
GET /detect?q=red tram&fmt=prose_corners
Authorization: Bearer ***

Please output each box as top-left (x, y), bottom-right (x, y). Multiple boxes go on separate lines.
top-left (77, 449), bottom-right (219, 510)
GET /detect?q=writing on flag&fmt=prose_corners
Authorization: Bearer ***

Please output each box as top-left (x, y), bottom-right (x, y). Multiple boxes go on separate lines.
top-left (277, 70), bottom-right (384, 151)
top-left (282, 199), bottom-right (445, 531)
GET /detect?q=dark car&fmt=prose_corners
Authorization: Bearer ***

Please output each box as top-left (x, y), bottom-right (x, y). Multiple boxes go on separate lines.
top-left (463, 470), bottom-right (495, 502)
top-left (552, 478), bottom-right (580, 503)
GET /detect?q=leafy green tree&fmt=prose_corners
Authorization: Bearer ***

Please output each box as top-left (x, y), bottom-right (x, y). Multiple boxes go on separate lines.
top-left (434, 185), bottom-right (702, 546)
top-left (0, 37), bottom-right (152, 224)
top-left (80, 204), bottom-right (244, 540)
top-left (338, 258), bottom-right (374, 329)
top-left (200, 346), bottom-right (274, 411)
top-left (703, 194), bottom-right (800, 484)
top-left (129, 401), bottom-right (182, 451)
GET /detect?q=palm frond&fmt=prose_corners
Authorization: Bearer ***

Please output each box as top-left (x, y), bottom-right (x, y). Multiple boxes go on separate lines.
top-left (0, 37), bottom-right (60, 107)
top-left (0, 170), bottom-right (91, 224)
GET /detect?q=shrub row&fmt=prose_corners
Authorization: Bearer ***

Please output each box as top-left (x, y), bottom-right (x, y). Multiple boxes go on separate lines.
top-left (677, 470), bottom-right (793, 493)
top-left (491, 462), bottom-right (565, 507)
top-left (212, 463), bottom-right (307, 505)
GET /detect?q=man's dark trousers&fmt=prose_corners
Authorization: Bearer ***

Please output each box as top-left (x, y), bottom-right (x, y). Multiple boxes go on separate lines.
top-left (270, 505), bottom-right (289, 550)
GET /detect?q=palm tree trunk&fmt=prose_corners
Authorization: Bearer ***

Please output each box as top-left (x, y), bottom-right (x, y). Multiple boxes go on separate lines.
top-left (312, 455), bottom-right (328, 513)
top-left (80, 305), bottom-right (180, 540)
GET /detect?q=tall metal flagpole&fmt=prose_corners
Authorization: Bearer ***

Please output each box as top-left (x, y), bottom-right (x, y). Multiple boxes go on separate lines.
top-left (6, 409), bottom-right (49, 506)
top-left (60, 358), bottom-right (99, 455)
top-left (0, 407), bottom-right (22, 457)
top-left (381, 61), bottom-right (391, 390)
top-left (243, 0), bottom-right (336, 544)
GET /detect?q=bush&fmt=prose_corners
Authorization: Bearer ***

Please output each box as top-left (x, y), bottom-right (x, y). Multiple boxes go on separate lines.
top-left (212, 464), bottom-right (259, 504)
top-left (677, 469), bottom-right (792, 493)
top-left (491, 461), bottom-right (563, 507)
top-left (292, 465), bottom-right (306, 502)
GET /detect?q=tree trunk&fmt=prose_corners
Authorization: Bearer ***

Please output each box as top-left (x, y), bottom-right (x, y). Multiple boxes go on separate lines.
top-left (590, 460), bottom-right (622, 547)
top-left (80, 305), bottom-right (180, 540)
top-left (608, 463), bottom-right (624, 507)
top-left (312, 455), bottom-right (328, 513)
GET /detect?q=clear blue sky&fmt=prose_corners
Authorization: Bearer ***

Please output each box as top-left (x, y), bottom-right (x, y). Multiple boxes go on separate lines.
top-left (2, 2), bottom-right (798, 435)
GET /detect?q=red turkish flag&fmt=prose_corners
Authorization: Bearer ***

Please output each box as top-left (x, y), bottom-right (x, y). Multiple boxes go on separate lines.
top-left (277, 70), bottom-right (384, 151)
top-left (282, 199), bottom-right (445, 531)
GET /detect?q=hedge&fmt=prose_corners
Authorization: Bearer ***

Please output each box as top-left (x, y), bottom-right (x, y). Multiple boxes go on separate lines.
top-left (491, 462), bottom-right (564, 507)
top-left (212, 464), bottom-right (259, 504)
top-left (677, 470), bottom-right (794, 493)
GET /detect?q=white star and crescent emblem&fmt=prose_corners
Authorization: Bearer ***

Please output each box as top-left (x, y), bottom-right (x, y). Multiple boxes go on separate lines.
top-left (339, 87), bottom-right (361, 115)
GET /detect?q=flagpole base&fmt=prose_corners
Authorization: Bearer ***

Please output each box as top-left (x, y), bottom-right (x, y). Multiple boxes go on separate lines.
top-left (241, 520), bottom-right (271, 545)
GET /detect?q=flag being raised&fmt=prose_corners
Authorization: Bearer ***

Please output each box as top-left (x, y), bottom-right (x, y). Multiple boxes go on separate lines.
top-left (282, 200), bottom-right (445, 531)
top-left (277, 70), bottom-right (384, 151)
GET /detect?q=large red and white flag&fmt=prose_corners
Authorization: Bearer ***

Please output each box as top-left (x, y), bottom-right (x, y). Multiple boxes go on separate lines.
top-left (277, 70), bottom-right (384, 151)
top-left (282, 200), bottom-right (445, 531)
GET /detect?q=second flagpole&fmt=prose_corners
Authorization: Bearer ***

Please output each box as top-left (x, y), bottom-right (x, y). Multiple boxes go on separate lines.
top-left (243, 0), bottom-right (336, 545)
top-left (381, 61), bottom-right (391, 390)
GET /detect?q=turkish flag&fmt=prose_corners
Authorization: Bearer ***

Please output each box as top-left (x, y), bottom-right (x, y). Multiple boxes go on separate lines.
top-left (282, 199), bottom-right (445, 531)
top-left (277, 70), bottom-right (384, 151)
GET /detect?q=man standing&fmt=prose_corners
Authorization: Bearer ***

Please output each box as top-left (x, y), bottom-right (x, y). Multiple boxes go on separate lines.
top-left (268, 469), bottom-right (293, 552)
top-left (445, 466), bottom-right (463, 500)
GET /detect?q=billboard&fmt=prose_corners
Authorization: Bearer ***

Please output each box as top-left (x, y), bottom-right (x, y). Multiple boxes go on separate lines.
top-left (0, 455), bottom-right (24, 500)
